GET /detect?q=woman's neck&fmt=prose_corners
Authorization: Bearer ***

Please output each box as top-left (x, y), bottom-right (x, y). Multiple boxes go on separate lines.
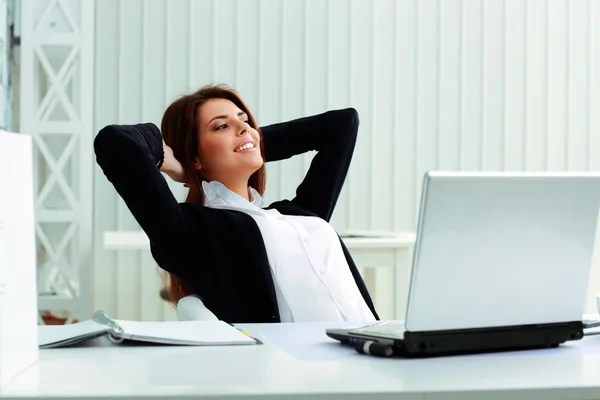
top-left (219, 179), bottom-right (251, 201)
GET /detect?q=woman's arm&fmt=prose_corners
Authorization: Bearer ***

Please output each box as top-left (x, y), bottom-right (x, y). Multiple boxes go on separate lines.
top-left (94, 123), bottom-right (193, 255)
top-left (261, 108), bottom-right (359, 222)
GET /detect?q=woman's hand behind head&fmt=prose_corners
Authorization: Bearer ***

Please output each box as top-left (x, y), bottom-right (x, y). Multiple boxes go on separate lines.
top-left (160, 145), bottom-right (187, 183)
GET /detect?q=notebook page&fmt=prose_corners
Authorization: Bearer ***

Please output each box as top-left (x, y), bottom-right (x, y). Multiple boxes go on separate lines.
top-left (38, 319), bottom-right (109, 348)
top-left (113, 320), bottom-right (256, 345)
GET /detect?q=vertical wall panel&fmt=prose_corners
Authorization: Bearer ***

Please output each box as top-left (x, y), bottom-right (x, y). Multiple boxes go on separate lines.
top-left (187, 0), bottom-right (195, 90)
top-left (415, 0), bottom-right (440, 204)
top-left (303, 0), bottom-right (326, 178)
top-left (482, 0), bottom-right (505, 170)
top-left (394, 0), bottom-right (418, 230)
top-left (525, 0), bottom-right (548, 171)
top-left (165, 1), bottom-right (190, 103)
top-left (144, 0), bottom-right (167, 127)
top-left (213, 0), bottom-right (237, 86)
top-left (372, 0), bottom-right (395, 231)
top-left (190, 1), bottom-right (213, 93)
top-left (567, 0), bottom-right (590, 171)
top-left (118, 0), bottom-right (142, 127)
top-left (438, 0), bottom-right (462, 171)
top-left (460, 0), bottom-right (483, 172)
top-left (92, 0), bottom-right (600, 319)
top-left (547, 0), bottom-right (568, 170)
top-left (305, 0), bottom-right (328, 115)
top-left (0, 0), bottom-right (9, 130)
top-left (234, 1), bottom-right (259, 109)
top-left (591, 0), bottom-right (600, 171)
top-left (504, 0), bottom-right (526, 171)
top-left (587, 0), bottom-right (600, 315)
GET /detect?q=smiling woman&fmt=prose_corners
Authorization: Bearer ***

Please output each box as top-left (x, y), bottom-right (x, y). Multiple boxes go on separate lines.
top-left (94, 84), bottom-right (379, 324)
top-left (159, 85), bottom-right (267, 205)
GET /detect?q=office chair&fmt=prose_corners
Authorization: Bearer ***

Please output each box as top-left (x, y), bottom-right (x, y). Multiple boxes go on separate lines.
top-left (176, 294), bottom-right (219, 321)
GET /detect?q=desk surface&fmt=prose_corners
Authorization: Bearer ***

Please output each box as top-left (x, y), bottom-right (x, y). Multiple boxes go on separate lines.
top-left (4, 321), bottom-right (600, 400)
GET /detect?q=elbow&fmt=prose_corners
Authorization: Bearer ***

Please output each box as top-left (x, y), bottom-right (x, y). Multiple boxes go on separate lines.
top-left (93, 125), bottom-right (120, 157)
top-left (343, 107), bottom-right (360, 127)
top-left (93, 126), bottom-right (120, 174)
top-left (338, 107), bottom-right (360, 140)
top-left (93, 125), bottom-right (139, 172)
top-left (336, 107), bottom-right (359, 126)
top-left (94, 124), bottom-right (143, 158)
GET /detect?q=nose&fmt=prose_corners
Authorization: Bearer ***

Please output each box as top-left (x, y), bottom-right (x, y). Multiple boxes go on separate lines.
top-left (236, 123), bottom-right (248, 136)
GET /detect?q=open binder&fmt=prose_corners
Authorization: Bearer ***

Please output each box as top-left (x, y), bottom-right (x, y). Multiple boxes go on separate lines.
top-left (39, 310), bottom-right (259, 348)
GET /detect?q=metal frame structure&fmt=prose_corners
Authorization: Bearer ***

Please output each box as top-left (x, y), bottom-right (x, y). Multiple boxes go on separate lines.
top-left (0, 0), bottom-right (10, 130)
top-left (19, 0), bottom-right (94, 323)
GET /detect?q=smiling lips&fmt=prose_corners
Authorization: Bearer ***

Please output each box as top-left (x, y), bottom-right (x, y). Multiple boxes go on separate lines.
top-left (234, 142), bottom-right (256, 152)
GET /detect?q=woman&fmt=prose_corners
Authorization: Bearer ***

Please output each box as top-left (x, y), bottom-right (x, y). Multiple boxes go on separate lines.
top-left (94, 84), bottom-right (379, 323)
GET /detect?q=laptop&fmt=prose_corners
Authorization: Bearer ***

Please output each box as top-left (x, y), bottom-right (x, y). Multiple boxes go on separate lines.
top-left (327, 171), bottom-right (600, 357)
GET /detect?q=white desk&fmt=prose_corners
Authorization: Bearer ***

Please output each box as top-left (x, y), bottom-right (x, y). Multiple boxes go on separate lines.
top-left (5, 322), bottom-right (600, 399)
top-left (103, 231), bottom-right (416, 319)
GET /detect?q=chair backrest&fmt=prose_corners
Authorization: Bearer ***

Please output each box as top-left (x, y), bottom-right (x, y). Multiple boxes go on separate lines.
top-left (176, 295), bottom-right (219, 321)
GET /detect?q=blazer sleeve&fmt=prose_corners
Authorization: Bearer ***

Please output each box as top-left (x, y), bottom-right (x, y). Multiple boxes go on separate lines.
top-left (261, 108), bottom-right (359, 222)
top-left (93, 123), bottom-right (194, 256)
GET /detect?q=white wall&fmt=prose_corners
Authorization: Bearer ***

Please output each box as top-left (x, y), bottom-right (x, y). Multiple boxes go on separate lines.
top-left (92, 0), bottom-right (600, 320)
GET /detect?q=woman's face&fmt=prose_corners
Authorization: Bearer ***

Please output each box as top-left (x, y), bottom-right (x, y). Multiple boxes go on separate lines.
top-left (195, 98), bottom-right (263, 182)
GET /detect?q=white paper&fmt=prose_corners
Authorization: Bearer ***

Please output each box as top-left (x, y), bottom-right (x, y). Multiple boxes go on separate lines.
top-left (258, 322), bottom-right (368, 361)
top-left (38, 320), bottom-right (109, 348)
top-left (114, 319), bottom-right (256, 345)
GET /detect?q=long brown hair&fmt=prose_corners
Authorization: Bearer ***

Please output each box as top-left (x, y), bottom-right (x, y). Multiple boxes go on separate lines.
top-left (160, 84), bottom-right (267, 305)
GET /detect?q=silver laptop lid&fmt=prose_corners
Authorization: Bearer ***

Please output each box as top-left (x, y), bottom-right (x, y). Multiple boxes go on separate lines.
top-left (405, 171), bottom-right (600, 332)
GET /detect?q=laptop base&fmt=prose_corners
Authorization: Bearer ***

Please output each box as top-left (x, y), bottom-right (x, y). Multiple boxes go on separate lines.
top-left (327, 321), bottom-right (584, 358)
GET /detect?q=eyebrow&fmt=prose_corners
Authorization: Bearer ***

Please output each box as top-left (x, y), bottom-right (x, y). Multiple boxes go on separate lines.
top-left (207, 111), bottom-right (247, 126)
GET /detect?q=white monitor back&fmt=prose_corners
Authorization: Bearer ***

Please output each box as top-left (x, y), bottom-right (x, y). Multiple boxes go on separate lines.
top-left (0, 130), bottom-right (38, 386)
top-left (405, 171), bottom-right (600, 332)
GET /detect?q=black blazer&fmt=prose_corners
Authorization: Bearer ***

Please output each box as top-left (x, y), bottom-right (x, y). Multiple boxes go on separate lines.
top-left (94, 108), bottom-right (379, 323)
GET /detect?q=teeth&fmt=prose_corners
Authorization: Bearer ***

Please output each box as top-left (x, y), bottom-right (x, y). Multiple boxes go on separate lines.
top-left (235, 143), bottom-right (255, 152)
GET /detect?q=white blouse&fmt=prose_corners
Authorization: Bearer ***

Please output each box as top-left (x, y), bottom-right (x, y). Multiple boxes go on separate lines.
top-left (202, 181), bottom-right (376, 323)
